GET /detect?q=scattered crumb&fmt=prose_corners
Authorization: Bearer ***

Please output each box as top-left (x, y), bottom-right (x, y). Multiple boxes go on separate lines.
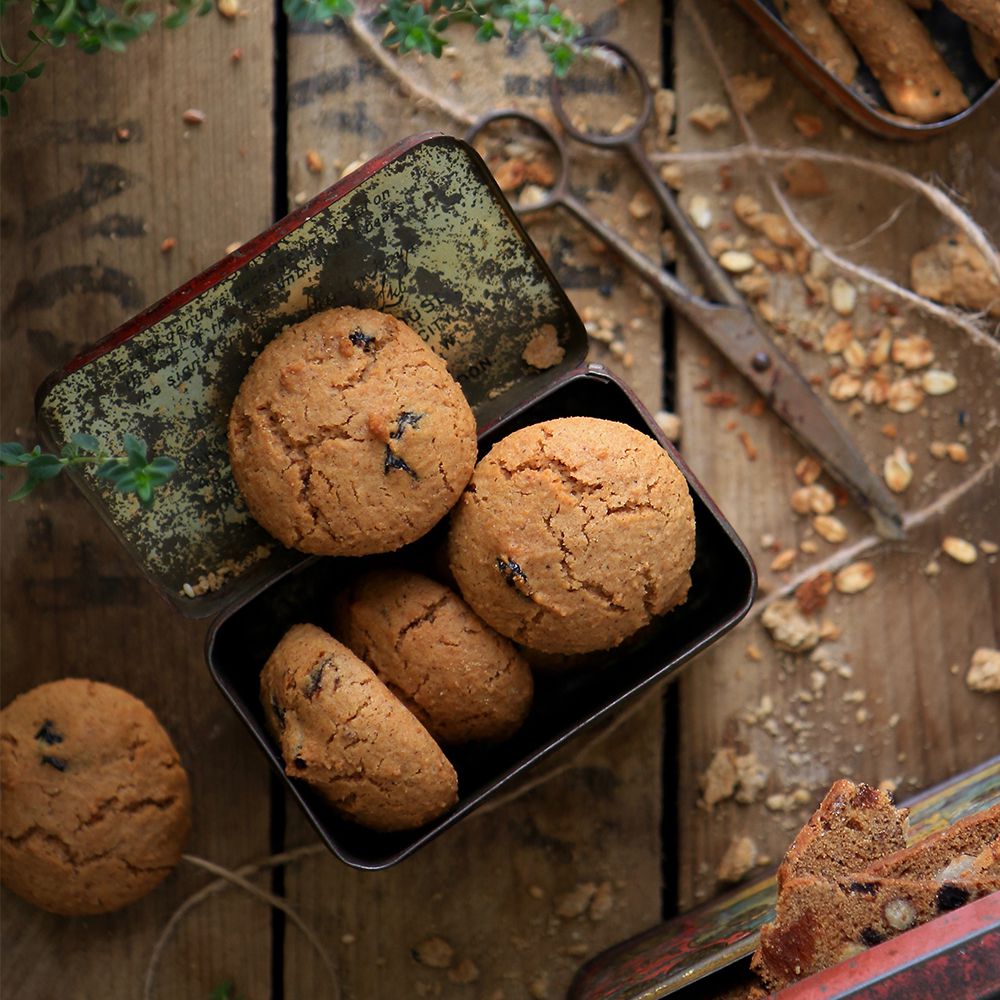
top-left (521, 324), bottom-right (565, 370)
top-left (181, 544), bottom-right (272, 598)
top-left (746, 643), bottom-right (763, 662)
top-left (699, 747), bottom-right (738, 809)
top-left (796, 571), bottom-right (833, 615)
top-left (734, 752), bottom-right (768, 804)
top-left (795, 456), bottom-right (822, 485)
top-left (688, 102), bottom-right (732, 132)
top-left (529, 972), bottom-right (550, 999)
top-left (781, 158), bottom-right (827, 197)
top-left (771, 548), bottom-right (797, 572)
top-left (448, 958), bottom-right (480, 984)
top-left (731, 73), bottom-right (774, 113)
top-left (834, 561), bottom-right (875, 594)
top-left (717, 835), bottom-right (759, 883)
top-left (628, 190), bottom-right (654, 220)
top-left (160, 237), bottom-right (177, 253)
top-left (341, 933), bottom-right (356, 945)
top-left (762, 599), bottom-right (820, 653)
top-left (791, 112), bottom-right (823, 138)
top-left (588, 881), bottom-right (614, 921)
top-left (942, 536), bottom-right (977, 565)
top-left (654, 410), bottom-right (682, 441)
top-left (910, 231), bottom-right (1000, 318)
top-left (182, 108), bottom-right (206, 125)
top-left (412, 937), bottom-right (454, 969)
top-left (305, 149), bottom-right (323, 174)
top-left (966, 648), bottom-right (1000, 693)
top-left (554, 882), bottom-right (597, 919)
top-left (528, 884), bottom-right (545, 900)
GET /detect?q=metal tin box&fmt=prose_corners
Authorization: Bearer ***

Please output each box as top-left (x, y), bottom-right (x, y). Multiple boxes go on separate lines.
top-left (733, 0), bottom-right (999, 140)
top-left (37, 133), bottom-right (756, 868)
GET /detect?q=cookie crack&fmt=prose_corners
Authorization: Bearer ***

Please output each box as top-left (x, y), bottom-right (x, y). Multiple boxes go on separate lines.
top-left (394, 595), bottom-right (451, 653)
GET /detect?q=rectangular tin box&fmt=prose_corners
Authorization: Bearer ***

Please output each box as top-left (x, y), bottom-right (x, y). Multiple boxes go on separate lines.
top-left (733, 0), bottom-right (999, 140)
top-left (36, 133), bottom-right (756, 868)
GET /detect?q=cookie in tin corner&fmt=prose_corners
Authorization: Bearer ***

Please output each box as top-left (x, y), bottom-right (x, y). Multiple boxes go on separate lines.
top-left (0, 679), bottom-right (192, 916)
top-left (260, 623), bottom-right (458, 832)
top-left (447, 416), bottom-right (696, 654)
top-left (228, 307), bottom-right (477, 557)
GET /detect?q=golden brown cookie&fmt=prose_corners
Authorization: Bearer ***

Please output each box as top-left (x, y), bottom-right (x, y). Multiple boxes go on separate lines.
top-left (0, 679), bottom-right (192, 916)
top-left (260, 623), bottom-right (458, 831)
top-left (229, 307), bottom-right (477, 556)
top-left (447, 417), bottom-right (696, 654)
top-left (334, 569), bottom-right (533, 744)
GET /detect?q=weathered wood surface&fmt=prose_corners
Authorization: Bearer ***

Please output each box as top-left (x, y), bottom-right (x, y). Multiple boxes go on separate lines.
top-left (672, 0), bottom-right (1000, 911)
top-left (0, 9), bottom-right (276, 998)
top-left (3, 0), bottom-right (999, 995)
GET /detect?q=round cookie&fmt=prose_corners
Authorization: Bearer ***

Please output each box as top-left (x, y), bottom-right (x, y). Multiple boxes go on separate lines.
top-left (447, 417), bottom-right (696, 654)
top-left (0, 679), bottom-right (192, 916)
top-left (229, 307), bottom-right (477, 556)
top-left (334, 569), bottom-right (534, 744)
top-left (260, 623), bottom-right (458, 832)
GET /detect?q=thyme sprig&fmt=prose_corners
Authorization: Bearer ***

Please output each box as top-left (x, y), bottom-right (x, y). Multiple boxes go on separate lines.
top-left (1, 432), bottom-right (177, 506)
top-left (1, 0), bottom-right (582, 116)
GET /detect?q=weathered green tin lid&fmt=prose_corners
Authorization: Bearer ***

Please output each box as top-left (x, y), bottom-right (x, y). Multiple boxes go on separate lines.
top-left (36, 133), bottom-right (588, 618)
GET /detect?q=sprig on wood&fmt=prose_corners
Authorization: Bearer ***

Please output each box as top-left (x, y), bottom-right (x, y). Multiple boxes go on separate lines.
top-left (0, 432), bottom-right (177, 506)
top-left (1, 0), bottom-right (582, 116)
top-left (0, 0), bottom-right (212, 116)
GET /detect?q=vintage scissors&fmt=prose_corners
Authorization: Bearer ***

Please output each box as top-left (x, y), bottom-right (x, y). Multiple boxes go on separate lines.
top-left (466, 39), bottom-right (904, 540)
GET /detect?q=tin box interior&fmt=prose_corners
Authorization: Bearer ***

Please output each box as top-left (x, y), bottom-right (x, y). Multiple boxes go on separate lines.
top-left (37, 133), bottom-right (756, 868)
top-left (733, 0), bottom-right (999, 139)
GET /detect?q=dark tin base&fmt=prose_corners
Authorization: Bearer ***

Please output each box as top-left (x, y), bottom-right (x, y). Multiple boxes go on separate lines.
top-left (206, 364), bottom-right (757, 870)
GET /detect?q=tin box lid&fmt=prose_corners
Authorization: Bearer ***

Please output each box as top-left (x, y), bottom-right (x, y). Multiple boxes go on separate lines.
top-left (35, 133), bottom-right (589, 619)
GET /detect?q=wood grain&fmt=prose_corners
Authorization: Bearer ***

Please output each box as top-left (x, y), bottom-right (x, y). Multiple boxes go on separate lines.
top-left (1, 7), bottom-right (276, 996)
top-left (671, 0), bottom-right (1000, 912)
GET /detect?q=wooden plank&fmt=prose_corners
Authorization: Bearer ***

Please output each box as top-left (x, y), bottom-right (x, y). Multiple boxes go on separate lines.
top-left (671, 0), bottom-right (1000, 911)
top-left (1, 9), bottom-right (276, 997)
top-left (282, 5), bottom-right (670, 996)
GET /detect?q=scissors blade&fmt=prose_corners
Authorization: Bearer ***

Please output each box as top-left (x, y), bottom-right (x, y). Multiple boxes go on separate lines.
top-left (681, 298), bottom-right (905, 539)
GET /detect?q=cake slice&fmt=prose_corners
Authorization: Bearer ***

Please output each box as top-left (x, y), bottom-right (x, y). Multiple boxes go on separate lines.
top-left (858, 803), bottom-right (1000, 882)
top-left (776, 780), bottom-right (909, 888)
top-left (750, 876), bottom-right (999, 991)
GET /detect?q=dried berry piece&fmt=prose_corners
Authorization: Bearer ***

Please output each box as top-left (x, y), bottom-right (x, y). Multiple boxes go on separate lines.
top-left (848, 881), bottom-right (878, 896)
top-left (304, 656), bottom-right (331, 699)
top-left (270, 695), bottom-right (286, 730)
top-left (349, 329), bottom-right (376, 353)
top-left (390, 411), bottom-right (424, 439)
top-left (384, 449), bottom-right (417, 478)
top-left (496, 557), bottom-right (528, 591)
top-left (859, 927), bottom-right (885, 946)
top-left (34, 720), bottom-right (63, 745)
top-left (936, 884), bottom-right (970, 912)
top-left (41, 755), bottom-right (68, 771)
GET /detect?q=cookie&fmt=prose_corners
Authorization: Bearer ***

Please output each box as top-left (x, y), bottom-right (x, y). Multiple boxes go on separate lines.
top-left (0, 679), bottom-right (192, 916)
top-left (334, 569), bottom-right (534, 744)
top-left (229, 307), bottom-right (477, 556)
top-left (260, 623), bottom-right (458, 831)
top-left (447, 417), bottom-right (696, 654)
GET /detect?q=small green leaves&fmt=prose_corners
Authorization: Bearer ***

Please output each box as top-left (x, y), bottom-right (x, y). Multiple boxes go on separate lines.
top-left (1, 433), bottom-right (177, 509)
